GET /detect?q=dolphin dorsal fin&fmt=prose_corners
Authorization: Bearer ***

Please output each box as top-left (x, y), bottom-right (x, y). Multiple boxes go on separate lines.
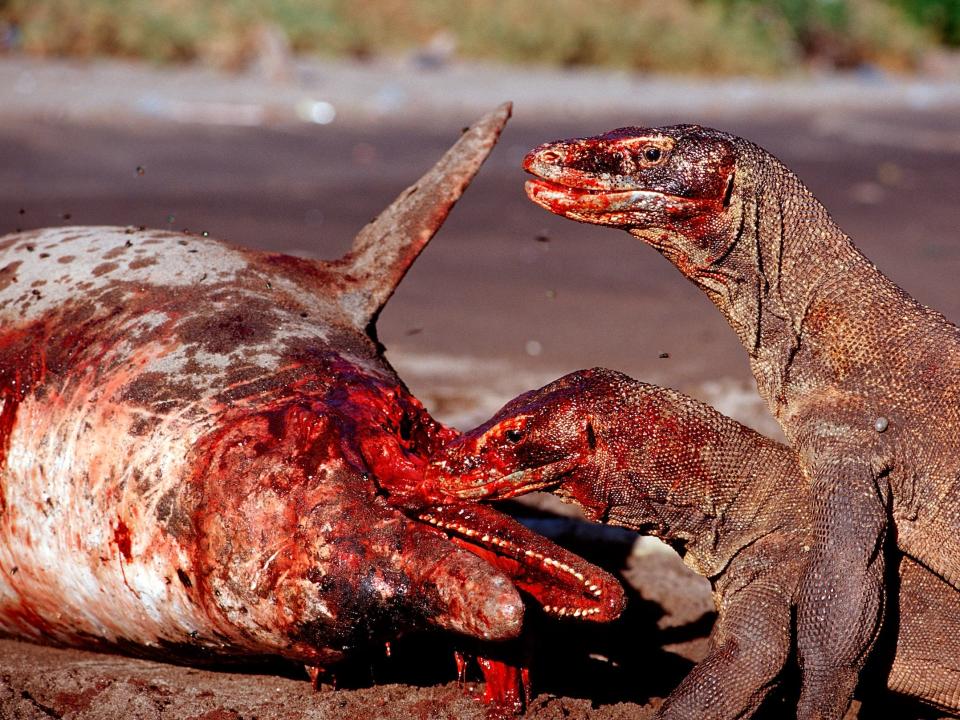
top-left (332, 103), bottom-right (511, 334)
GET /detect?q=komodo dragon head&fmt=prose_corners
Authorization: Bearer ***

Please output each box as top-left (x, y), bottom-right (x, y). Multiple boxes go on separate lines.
top-left (523, 125), bottom-right (750, 281)
top-left (424, 369), bottom-right (607, 500)
top-left (425, 368), bottom-right (674, 528)
top-left (522, 124), bottom-right (831, 353)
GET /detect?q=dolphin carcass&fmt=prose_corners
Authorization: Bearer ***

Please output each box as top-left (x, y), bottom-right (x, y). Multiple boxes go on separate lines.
top-left (0, 105), bottom-right (624, 712)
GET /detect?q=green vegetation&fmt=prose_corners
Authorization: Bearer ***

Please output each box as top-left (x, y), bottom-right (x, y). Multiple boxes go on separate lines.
top-left (895, 0), bottom-right (960, 45)
top-left (1, 0), bottom-right (958, 75)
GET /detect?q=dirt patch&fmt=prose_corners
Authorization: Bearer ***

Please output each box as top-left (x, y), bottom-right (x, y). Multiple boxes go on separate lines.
top-left (0, 536), bottom-right (942, 719)
top-left (0, 637), bottom-right (661, 720)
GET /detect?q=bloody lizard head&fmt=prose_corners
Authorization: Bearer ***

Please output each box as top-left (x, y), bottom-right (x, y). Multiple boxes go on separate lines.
top-left (424, 370), bottom-right (601, 503)
top-left (524, 125), bottom-right (737, 271)
top-left (522, 125), bottom-right (823, 352)
top-left (426, 367), bottom-right (727, 542)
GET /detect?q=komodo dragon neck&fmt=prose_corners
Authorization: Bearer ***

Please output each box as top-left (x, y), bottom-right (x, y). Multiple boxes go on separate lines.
top-left (672, 159), bottom-right (883, 417)
top-left (672, 154), bottom-right (959, 440)
top-left (568, 384), bottom-right (806, 579)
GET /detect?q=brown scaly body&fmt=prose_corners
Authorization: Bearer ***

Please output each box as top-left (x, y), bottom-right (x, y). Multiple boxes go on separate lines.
top-left (0, 105), bottom-right (624, 713)
top-left (520, 125), bottom-right (960, 718)
top-left (428, 368), bottom-right (960, 718)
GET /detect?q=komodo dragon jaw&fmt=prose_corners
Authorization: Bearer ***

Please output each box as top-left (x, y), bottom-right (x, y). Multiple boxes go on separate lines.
top-left (424, 413), bottom-right (588, 501)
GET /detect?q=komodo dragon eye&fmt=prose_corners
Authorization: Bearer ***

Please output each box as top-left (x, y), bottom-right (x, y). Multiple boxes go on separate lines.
top-left (642, 146), bottom-right (663, 163)
top-left (505, 429), bottom-right (524, 444)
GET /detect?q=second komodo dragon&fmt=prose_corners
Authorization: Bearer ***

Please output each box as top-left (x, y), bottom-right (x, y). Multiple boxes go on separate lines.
top-left (521, 125), bottom-right (960, 719)
top-left (427, 368), bottom-right (960, 719)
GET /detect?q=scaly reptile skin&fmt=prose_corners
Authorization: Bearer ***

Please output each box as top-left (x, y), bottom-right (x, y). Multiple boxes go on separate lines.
top-left (426, 368), bottom-right (960, 719)
top-left (518, 125), bottom-right (960, 719)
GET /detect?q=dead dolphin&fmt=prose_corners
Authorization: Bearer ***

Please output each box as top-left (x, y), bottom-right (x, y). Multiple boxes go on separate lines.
top-left (0, 103), bottom-right (624, 691)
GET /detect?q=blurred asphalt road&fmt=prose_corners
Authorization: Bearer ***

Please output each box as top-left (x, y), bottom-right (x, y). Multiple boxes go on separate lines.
top-left (2, 58), bottom-right (959, 435)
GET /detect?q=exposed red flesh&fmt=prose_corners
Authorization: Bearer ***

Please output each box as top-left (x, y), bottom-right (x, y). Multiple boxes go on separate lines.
top-left (324, 366), bottom-right (625, 623)
top-left (478, 656), bottom-right (531, 718)
top-left (454, 649), bottom-right (531, 718)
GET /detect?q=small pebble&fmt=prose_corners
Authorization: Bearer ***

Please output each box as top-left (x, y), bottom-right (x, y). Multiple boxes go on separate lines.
top-left (874, 416), bottom-right (889, 433)
top-left (659, 352), bottom-right (670, 359)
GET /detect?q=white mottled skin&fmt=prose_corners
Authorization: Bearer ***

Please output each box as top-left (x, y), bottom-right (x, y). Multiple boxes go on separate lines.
top-left (2, 379), bottom-right (196, 644)
top-left (0, 226), bottom-right (382, 656)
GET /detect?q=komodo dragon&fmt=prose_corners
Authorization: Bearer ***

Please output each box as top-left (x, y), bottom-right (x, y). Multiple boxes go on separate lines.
top-left (518, 125), bottom-right (960, 718)
top-left (426, 368), bottom-right (960, 719)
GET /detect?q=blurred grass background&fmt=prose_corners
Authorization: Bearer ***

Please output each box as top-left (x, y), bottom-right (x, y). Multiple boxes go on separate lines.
top-left (1, 0), bottom-right (958, 75)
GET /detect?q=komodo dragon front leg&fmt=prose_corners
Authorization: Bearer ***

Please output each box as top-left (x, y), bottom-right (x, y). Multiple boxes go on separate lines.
top-left (426, 368), bottom-right (960, 719)
top-left (516, 125), bottom-right (960, 718)
top-left (796, 454), bottom-right (889, 716)
top-left (663, 579), bottom-right (792, 719)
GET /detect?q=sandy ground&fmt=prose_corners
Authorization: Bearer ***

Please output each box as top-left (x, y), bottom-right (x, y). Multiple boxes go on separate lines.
top-left (0, 544), bottom-right (940, 719)
top-left (2, 55), bottom-right (960, 718)
top-left (0, 545), bottom-right (699, 720)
